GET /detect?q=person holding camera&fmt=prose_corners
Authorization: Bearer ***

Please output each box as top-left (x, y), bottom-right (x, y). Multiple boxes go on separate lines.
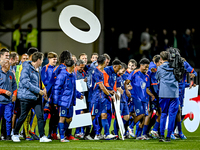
top-left (156, 51), bottom-right (179, 142)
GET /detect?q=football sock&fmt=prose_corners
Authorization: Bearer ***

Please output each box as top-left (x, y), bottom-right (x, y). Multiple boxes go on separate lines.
top-left (122, 118), bottom-right (128, 132)
top-left (177, 121), bottom-right (183, 135)
top-left (114, 119), bottom-right (119, 135)
top-left (75, 127), bottom-right (80, 134)
top-left (107, 111), bottom-right (112, 127)
top-left (153, 121), bottom-right (160, 132)
top-left (129, 120), bottom-right (135, 129)
top-left (128, 116), bottom-right (133, 126)
top-left (137, 127), bottom-right (143, 137)
top-left (135, 122), bottom-right (139, 135)
top-left (43, 113), bottom-right (49, 123)
top-left (101, 119), bottom-right (109, 136)
top-left (142, 125), bottom-right (148, 135)
top-left (58, 122), bottom-right (65, 139)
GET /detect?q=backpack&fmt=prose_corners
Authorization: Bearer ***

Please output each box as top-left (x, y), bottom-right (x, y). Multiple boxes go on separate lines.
top-left (167, 47), bottom-right (185, 82)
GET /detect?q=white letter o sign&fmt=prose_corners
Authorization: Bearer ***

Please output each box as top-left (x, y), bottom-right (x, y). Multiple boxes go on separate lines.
top-left (59, 5), bottom-right (101, 44)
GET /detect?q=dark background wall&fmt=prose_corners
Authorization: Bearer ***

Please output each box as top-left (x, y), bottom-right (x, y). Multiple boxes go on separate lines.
top-left (103, 1), bottom-right (200, 67)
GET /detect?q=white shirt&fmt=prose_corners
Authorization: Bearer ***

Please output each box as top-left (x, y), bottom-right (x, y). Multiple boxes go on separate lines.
top-left (118, 33), bottom-right (128, 49)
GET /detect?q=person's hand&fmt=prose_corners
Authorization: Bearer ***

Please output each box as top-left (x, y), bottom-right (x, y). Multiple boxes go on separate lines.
top-left (189, 73), bottom-right (195, 78)
top-left (5, 91), bottom-right (12, 96)
top-left (80, 95), bottom-right (84, 100)
top-left (43, 94), bottom-right (48, 100)
top-left (12, 95), bottom-right (16, 102)
top-left (118, 88), bottom-right (123, 95)
top-left (127, 85), bottom-right (132, 90)
top-left (109, 90), bottom-right (115, 95)
top-left (39, 90), bottom-right (45, 96)
top-left (111, 96), bottom-right (115, 102)
top-left (84, 77), bottom-right (87, 82)
top-left (189, 81), bottom-right (194, 89)
top-left (189, 83), bottom-right (197, 89)
top-left (151, 95), bottom-right (155, 101)
top-left (115, 93), bottom-right (120, 100)
top-left (43, 88), bottom-right (47, 95)
top-left (43, 88), bottom-right (47, 97)
top-left (151, 68), bottom-right (156, 73)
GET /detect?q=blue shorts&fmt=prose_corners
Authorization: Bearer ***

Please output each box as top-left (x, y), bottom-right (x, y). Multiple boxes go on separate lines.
top-left (133, 98), bottom-right (148, 116)
top-left (59, 105), bottom-right (73, 118)
top-left (91, 100), bottom-right (107, 116)
top-left (149, 98), bottom-right (159, 111)
top-left (106, 97), bottom-right (112, 111)
top-left (120, 102), bottom-right (129, 116)
top-left (128, 102), bottom-right (135, 113)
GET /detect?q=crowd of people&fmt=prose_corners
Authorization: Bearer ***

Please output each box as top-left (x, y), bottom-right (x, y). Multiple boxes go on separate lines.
top-left (107, 27), bottom-right (199, 68)
top-left (0, 45), bottom-right (197, 143)
top-left (12, 23), bottom-right (38, 56)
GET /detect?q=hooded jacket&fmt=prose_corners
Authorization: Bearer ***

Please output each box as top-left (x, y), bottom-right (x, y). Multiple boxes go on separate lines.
top-left (53, 68), bottom-right (82, 108)
top-left (0, 69), bottom-right (17, 104)
top-left (156, 61), bottom-right (179, 98)
top-left (17, 61), bottom-right (41, 101)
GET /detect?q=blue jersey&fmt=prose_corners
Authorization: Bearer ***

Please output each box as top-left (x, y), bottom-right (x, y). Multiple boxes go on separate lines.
top-left (91, 67), bottom-right (105, 103)
top-left (0, 70), bottom-right (17, 104)
top-left (86, 61), bottom-right (98, 103)
top-left (45, 63), bottom-right (65, 95)
top-left (104, 66), bottom-right (117, 92)
top-left (147, 61), bottom-right (159, 97)
top-left (74, 68), bottom-right (87, 97)
top-left (84, 64), bottom-right (90, 74)
top-left (86, 61), bottom-right (98, 87)
top-left (117, 75), bottom-right (127, 103)
top-left (41, 64), bottom-right (55, 87)
top-left (179, 61), bottom-right (197, 96)
top-left (127, 69), bottom-right (149, 102)
top-left (122, 70), bottom-right (131, 81)
top-left (41, 63), bottom-right (55, 104)
top-left (124, 70), bottom-right (135, 103)
top-left (74, 68), bottom-right (86, 80)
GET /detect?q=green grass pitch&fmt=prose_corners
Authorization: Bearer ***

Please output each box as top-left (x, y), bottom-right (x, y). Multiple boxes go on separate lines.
top-left (0, 119), bottom-right (200, 150)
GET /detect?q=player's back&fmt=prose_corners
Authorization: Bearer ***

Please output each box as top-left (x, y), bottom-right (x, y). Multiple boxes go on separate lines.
top-left (91, 67), bottom-right (105, 102)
